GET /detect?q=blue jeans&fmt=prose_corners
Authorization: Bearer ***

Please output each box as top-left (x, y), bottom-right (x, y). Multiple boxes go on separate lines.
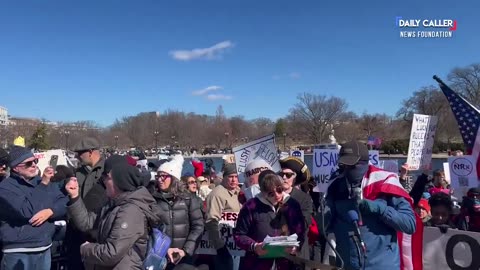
top-left (1, 249), bottom-right (51, 270)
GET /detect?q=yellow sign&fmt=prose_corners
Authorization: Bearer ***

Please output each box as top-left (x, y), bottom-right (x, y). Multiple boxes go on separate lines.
top-left (13, 136), bottom-right (25, 147)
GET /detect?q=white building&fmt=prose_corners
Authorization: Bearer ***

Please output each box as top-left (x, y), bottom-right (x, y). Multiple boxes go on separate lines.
top-left (0, 106), bottom-right (8, 126)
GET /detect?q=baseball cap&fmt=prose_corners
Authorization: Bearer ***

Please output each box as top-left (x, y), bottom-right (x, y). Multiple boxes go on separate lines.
top-left (338, 141), bottom-right (369, 166)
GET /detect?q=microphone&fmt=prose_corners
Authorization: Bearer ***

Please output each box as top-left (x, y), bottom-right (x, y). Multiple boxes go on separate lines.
top-left (351, 186), bottom-right (364, 226)
top-left (347, 210), bottom-right (366, 253)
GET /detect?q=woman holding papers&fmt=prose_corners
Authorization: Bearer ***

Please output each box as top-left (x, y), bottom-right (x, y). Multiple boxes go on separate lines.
top-left (233, 170), bottom-right (306, 270)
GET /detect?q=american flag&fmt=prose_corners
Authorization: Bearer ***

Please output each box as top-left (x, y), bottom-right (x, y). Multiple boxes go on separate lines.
top-left (361, 165), bottom-right (423, 270)
top-left (435, 75), bottom-right (480, 178)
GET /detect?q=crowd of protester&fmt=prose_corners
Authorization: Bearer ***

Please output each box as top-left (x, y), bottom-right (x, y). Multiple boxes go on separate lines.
top-left (0, 138), bottom-right (478, 270)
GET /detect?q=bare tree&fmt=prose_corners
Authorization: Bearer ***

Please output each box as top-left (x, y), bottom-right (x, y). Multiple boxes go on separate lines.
top-left (288, 93), bottom-right (348, 144)
top-left (396, 86), bottom-right (446, 121)
top-left (448, 63), bottom-right (480, 106)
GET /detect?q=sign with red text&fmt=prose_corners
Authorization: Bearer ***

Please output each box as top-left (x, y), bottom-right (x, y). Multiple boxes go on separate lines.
top-left (195, 212), bottom-right (245, 256)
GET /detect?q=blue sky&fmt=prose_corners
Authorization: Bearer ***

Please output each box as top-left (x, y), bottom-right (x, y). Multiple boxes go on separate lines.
top-left (1, 0), bottom-right (479, 127)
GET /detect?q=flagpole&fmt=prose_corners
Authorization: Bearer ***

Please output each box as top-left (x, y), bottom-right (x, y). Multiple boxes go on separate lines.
top-left (433, 75), bottom-right (447, 86)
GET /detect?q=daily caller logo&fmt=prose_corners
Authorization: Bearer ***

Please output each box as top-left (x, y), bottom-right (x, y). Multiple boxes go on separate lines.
top-left (396, 16), bottom-right (457, 38)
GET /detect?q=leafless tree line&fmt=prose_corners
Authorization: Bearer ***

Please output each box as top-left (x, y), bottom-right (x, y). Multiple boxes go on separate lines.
top-left (3, 63), bottom-right (479, 151)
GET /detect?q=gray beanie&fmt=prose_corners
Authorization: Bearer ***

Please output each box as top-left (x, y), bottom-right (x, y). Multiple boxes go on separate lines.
top-left (8, 146), bottom-right (34, 168)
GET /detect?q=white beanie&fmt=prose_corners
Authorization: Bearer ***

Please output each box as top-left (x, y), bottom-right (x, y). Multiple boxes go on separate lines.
top-left (244, 158), bottom-right (272, 178)
top-left (158, 155), bottom-right (184, 180)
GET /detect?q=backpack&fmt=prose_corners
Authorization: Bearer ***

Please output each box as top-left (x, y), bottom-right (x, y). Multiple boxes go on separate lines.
top-left (143, 227), bottom-right (172, 270)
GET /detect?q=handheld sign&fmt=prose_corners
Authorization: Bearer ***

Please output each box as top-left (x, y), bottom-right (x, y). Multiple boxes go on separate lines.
top-left (406, 114), bottom-right (438, 170)
top-left (312, 144), bottom-right (381, 192)
top-left (233, 134), bottom-right (280, 183)
top-left (448, 155), bottom-right (477, 199)
top-left (195, 212), bottom-right (245, 256)
top-left (290, 150), bottom-right (305, 162)
top-left (423, 227), bottom-right (480, 270)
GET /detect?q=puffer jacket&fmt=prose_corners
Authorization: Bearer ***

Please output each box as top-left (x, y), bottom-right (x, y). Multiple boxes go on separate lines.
top-left (68, 187), bottom-right (160, 270)
top-left (152, 190), bottom-right (204, 255)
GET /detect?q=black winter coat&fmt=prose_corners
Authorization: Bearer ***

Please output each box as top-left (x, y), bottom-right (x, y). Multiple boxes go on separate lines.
top-left (152, 190), bottom-right (204, 255)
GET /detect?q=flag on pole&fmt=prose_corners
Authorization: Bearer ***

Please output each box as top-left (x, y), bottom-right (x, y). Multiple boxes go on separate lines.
top-left (434, 75), bottom-right (480, 178)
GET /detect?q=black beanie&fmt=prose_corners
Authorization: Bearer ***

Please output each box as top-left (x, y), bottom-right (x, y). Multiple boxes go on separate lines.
top-left (104, 155), bottom-right (128, 175)
top-left (111, 164), bottom-right (144, 192)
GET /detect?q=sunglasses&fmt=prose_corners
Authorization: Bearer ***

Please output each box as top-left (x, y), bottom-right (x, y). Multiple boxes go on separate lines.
top-left (267, 186), bottom-right (284, 197)
top-left (156, 174), bottom-right (171, 180)
top-left (187, 181), bottom-right (196, 185)
top-left (278, 172), bottom-right (296, 179)
top-left (19, 159), bottom-right (39, 168)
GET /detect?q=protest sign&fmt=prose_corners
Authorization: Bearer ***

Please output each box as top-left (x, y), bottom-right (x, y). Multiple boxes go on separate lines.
top-left (369, 150), bottom-right (380, 167)
top-left (34, 149), bottom-right (75, 174)
top-left (444, 162), bottom-right (451, 184)
top-left (312, 147), bottom-right (382, 192)
top-left (448, 155), bottom-right (478, 199)
top-left (406, 114), bottom-right (438, 170)
top-left (312, 148), bottom-right (339, 192)
top-left (423, 227), bottom-right (480, 270)
top-left (195, 212), bottom-right (245, 257)
top-left (290, 150), bottom-right (305, 162)
top-left (222, 154), bottom-right (235, 164)
top-left (232, 134), bottom-right (280, 183)
top-left (379, 159), bottom-right (399, 173)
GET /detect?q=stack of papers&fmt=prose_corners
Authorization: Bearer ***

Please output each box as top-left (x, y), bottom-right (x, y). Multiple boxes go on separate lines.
top-left (259, 234), bottom-right (299, 259)
top-left (263, 234), bottom-right (300, 247)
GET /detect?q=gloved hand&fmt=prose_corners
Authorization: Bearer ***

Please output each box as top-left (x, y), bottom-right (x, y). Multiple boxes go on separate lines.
top-left (216, 246), bottom-right (231, 257)
top-left (359, 198), bottom-right (387, 215)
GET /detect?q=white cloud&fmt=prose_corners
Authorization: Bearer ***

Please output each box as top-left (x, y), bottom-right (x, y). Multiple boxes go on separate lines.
top-left (192, 85), bottom-right (222, 96)
top-left (289, 72), bottom-right (301, 79)
top-left (170, 40), bottom-right (234, 61)
top-left (206, 94), bottom-right (232, 101)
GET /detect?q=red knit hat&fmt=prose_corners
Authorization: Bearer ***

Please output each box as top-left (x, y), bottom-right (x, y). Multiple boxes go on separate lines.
top-left (191, 159), bottom-right (204, 178)
top-left (418, 198), bottom-right (431, 213)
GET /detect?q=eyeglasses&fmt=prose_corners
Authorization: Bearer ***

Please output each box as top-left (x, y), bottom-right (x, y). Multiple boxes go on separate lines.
top-left (18, 159), bottom-right (39, 168)
top-left (278, 172), bottom-right (296, 179)
top-left (156, 174), bottom-right (171, 180)
top-left (187, 181), bottom-right (196, 185)
top-left (267, 186), bottom-right (284, 197)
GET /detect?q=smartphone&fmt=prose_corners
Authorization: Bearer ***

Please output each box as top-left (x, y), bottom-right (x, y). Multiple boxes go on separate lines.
top-left (171, 253), bottom-right (181, 265)
top-left (49, 155), bottom-right (59, 169)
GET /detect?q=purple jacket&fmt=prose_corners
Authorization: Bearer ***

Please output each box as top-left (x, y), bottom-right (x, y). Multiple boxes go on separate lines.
top-left (233, 194), bottom-right (306, 270)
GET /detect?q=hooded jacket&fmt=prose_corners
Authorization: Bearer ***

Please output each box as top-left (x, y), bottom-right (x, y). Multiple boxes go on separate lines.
top-left (68, 187), bottom-right (160, 270)
top-left (151, 190), bottom-right (204, 256)
top-left (234, 193), bottom-right (306, 270)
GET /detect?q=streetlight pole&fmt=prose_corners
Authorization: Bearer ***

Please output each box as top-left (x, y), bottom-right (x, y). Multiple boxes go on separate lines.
top-left (283, 133), bottom-right (287, 151)
top-left (64, 130), bottom-right (70, 150)
top-left (114, 135), bottom-right (119, 150)
top-left (154, 131), bottom-right (159, 150)
top-left (224, 132), bottom-right (229, 149)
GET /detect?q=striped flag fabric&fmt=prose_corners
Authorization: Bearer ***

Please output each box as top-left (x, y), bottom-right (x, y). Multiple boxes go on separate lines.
top-left (361, 165), bottom-right (424, 270)
top-left (434, 75), bottom-right (480, 178)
